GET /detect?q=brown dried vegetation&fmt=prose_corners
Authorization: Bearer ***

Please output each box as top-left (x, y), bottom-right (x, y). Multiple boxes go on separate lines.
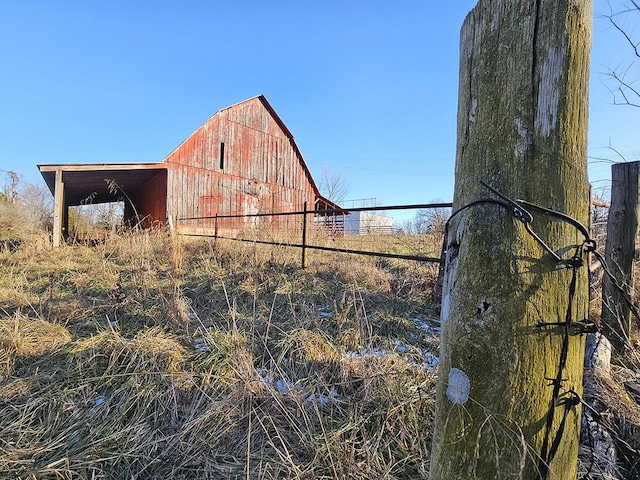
top-left (0, 231), bottom-right (441, 479)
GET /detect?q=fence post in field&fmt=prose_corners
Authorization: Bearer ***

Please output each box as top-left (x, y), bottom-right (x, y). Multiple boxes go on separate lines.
top-left (429, 1), bottom-right (592, 479)
top-left (214, 213), bottom-right (218, 249)
top-left (301, 201), bottom-right (308, 269)
top-left (601, 161), bottom-right (640, 352)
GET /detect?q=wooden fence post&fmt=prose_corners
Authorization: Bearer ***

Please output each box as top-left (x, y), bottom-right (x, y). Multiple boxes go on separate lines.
top-left (429, 1), bottom-right (592, 479)
top-left (301, 201), bottom-right (308, 269)
top-left (214, 213), bottom-right (218, 250)
top-left (601, 161), bottom-right (640, 352)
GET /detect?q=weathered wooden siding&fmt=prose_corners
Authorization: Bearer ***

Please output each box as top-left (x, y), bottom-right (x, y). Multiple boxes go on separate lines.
top-left (130, 170), bottom-right (167, 228)
top-left (164, 96), bottom-right (318, 234)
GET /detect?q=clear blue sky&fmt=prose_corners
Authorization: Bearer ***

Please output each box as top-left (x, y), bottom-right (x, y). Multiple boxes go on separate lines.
top-left (0, 1), bottom-right (637, 212)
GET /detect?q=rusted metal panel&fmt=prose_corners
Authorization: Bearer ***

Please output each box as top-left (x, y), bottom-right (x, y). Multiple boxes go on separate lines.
top-left (165, 95), bottom-right (320, 234)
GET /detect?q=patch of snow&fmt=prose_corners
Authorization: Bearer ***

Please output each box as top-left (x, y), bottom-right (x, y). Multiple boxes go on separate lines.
top-left (306, 386), bottom-right (339, 405)
top-left (393, 338), bottom-right (410, 353)
top-left (275, 379), bottom-right (292, 393)
top-left (410, 317), bottom-right (441, 334)
top-left (468, 98), bottom-right (478, 123)
top-left (410, 317), bottom-right (429, 330)
top-left (346, 347), bottom-right (391, 359)
top-left (422, 353), bottom-right (439, 373)
top-left (256, 369), bottom-right (301, 394)
top-left (255, 368), bottom-right (272, 386)
top-left (317, 306), bottom-right (333, 318)
top-left (193, 337), bottom-right (210, 352)
top-left (535, 45), bottom-right (566, 137)
top-left (456, 218), bottom-right (465, 245)
top-left (350, 341), bottom-right (439, 372)
top-left (585, 333), bottom-right (611, 377)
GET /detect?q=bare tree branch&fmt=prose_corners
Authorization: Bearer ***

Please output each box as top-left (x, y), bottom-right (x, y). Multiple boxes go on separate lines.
top-left (603, 1), bottom-right (640, 107)
top-left (607, 0), bottom-right (640, 58)
top-left (608, 64), bottom-right (640, 107)
top-left (606, 144), bottom-right (635, 162)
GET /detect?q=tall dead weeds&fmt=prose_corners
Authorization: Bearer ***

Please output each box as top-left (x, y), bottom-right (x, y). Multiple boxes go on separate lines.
top-left (0, 231), bottom-right (439, 479)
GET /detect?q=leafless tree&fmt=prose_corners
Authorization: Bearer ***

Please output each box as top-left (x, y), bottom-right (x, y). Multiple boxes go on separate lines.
top-left (20, 182), bottom-right (53, 230)
top-left (319, 165), bottom-right (349, 205)
top-left (1, 170), bottom-right (21, 204)
top-left (0, 174), bottom-right (53, 241)
top-left (405, 200), bottom-right (451, 236)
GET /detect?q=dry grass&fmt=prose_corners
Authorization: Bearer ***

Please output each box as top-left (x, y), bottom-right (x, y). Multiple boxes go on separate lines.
top-left (579, 238), bottom-right (640, 479)
top-left (0, 231), bottom-right (440, 479)
top-left (3, 228), bottom-right (639, 479)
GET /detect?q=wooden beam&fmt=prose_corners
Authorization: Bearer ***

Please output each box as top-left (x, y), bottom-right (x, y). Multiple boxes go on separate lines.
top-left (38, 163), bottom-right (166, 172)
top-left (52, 168), bottom-right (65, 248)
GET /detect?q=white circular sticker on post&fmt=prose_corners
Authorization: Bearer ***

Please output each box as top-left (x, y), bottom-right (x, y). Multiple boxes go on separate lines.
top-left (446, 367), bottom-right (470, 405)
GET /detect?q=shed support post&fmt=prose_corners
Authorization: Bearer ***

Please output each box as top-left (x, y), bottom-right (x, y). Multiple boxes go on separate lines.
top-left (429, 1), bottom-right (592, 479)
top-left (601, 161), bottom-right (640, 352)
top-left (52, 168), bottom-right (67, 248)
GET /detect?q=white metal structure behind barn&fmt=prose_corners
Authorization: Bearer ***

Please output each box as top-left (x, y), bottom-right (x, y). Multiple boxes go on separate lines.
top-left (344, 211), bottom-right (393, 235)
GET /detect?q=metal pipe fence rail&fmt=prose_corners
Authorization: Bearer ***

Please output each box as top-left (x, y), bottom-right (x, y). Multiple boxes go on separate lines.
top-left (176, 201), bottom-right (453, 268)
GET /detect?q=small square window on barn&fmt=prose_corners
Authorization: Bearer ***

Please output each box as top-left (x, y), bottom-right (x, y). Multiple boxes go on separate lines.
top-left (219, 142), bottom-right (225, 170)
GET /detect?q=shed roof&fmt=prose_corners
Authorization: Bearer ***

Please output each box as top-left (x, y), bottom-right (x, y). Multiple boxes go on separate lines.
top-left (38, 163), bottom-right (166, 206)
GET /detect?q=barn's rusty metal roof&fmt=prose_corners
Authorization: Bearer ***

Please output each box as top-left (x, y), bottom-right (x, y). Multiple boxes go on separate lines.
top-left (38, 163), bottom-right (166, 206)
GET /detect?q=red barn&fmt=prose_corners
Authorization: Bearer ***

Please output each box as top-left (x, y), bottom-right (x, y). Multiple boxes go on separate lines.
top-left (39, 95), bottom-right (337, 246)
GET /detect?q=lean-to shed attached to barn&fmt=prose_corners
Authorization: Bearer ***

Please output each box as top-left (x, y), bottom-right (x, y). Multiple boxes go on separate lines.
top-left (39, 95), bottom-right (338, 246)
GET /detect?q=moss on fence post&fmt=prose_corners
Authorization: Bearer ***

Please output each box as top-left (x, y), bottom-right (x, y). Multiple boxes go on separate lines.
top-left (429, 1), bottom-right (592, 479)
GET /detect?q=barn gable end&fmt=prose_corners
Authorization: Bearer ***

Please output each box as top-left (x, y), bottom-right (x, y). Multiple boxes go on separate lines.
top-left (165, 95), bottom-right (331, 234)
